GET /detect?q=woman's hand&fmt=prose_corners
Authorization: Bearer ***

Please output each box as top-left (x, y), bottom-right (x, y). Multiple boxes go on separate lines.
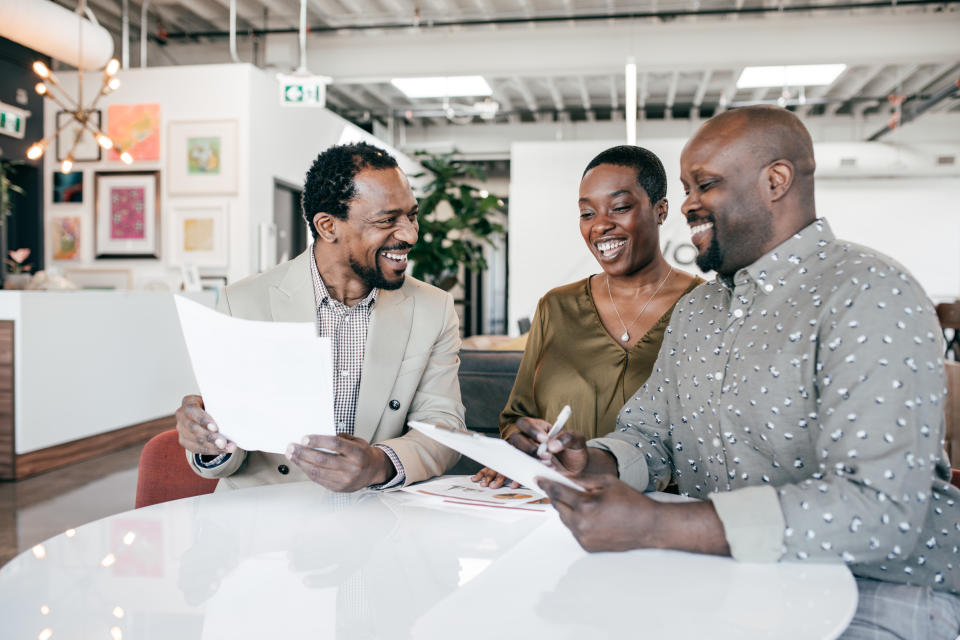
top-left (470, 467), bottom-right (519, 489)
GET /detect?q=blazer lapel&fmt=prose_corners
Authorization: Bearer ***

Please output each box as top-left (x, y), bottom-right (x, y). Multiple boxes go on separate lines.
top-left (268, 250), bottom-right (317, 323)
top-left (354, 285), bottom-right (413, 443)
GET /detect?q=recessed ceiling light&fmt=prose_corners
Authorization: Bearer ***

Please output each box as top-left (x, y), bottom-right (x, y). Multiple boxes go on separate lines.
top-left (391, 76), bottom-right (493, 98)
top-left (736, 64), bottom-right (846, 89)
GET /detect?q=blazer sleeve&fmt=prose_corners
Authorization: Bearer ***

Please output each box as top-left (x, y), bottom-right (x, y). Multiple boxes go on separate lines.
top-left (183, 287), bottom-right (251, 479)
top-left (376, 291), bottom-right (465, 485)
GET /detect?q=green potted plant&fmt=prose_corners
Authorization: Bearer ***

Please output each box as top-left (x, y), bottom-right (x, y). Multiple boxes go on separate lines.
top-left (409, 152), bottom-right (506, 291)
top-left (0, 160), bottom-right (26, 289)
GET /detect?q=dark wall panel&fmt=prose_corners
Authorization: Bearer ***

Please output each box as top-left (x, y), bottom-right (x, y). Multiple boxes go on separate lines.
top-left (0, 36), bottom-right (48, 275)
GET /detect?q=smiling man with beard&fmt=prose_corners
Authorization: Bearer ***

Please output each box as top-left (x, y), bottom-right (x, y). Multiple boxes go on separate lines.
top-left (176, 142), bottom-right (464, 492)
top-left (535, 106), bottom-right (960, 638)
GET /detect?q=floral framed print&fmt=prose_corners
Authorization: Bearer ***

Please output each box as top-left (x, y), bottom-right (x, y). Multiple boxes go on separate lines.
top-left (51, 216), bottom-right (82, 261)
top-left (94, 171), bottom-right (161, 259)
top-left (170, 202), bottom-right (228, 267)
top-left (167, 120), bottom-right (238, 195)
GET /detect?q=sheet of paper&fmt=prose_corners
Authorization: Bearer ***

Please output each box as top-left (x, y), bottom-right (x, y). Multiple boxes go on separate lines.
top-left (174, 295), bottom-right (335, 453)
top-left (402, 475), bottom-right (546, 506)
top-left (408, 422), bottom-right (585, 494)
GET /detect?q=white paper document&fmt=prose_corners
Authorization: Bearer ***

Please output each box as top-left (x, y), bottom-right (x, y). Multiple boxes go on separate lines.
top-left (408, 421), bottom-right (585, 494)
top-left (174, 295), bottom-right (335, 454)
top-left (403, 476), bottom-right (547, 507)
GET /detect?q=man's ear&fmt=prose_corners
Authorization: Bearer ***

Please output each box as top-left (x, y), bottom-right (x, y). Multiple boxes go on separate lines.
top-left (765, 160), bottom-right (795, 203)
top-left (312, 212), bottom-right (338, 243)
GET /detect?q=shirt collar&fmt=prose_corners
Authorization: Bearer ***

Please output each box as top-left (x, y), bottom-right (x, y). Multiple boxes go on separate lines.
top-left (309, 243), bottom-right (379, 310)
top-left (720, 218), bottom-right (835, 295)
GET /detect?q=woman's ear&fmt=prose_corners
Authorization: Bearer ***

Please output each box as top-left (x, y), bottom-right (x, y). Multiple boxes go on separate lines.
top-left (655, 198), bottom-right (668, 226)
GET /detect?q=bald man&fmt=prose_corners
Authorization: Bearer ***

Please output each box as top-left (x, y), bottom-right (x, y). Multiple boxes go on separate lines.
top-left (534, 106), bottom-right (960, 638)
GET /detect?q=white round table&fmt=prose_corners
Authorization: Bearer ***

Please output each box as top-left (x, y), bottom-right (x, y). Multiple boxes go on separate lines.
top-left (0, 481), bottom-right (857, 639)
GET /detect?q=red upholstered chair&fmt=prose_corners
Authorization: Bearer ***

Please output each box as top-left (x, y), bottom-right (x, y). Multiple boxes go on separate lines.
top-left (953, 469), bottom-right (960, 490)
top-left (135, 429), bottom-right (218, 508)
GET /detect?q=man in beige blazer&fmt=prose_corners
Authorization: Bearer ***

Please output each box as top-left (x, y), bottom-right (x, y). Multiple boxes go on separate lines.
top-left (175, 142), bottom-right (464, 492)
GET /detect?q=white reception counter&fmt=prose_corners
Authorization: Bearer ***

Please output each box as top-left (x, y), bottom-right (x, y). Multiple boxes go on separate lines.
top-left (0, 291), bottom-right (211, 479)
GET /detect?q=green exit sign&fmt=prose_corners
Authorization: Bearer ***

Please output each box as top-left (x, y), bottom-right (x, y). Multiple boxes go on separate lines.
top-left (0, 101), bottom-right (29, 139)
top-left (277, 74), bottom-right (330, 108)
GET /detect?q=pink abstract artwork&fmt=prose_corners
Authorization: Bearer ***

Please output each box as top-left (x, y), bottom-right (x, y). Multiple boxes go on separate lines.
top-left (110, 187), bottom-right (146, 239)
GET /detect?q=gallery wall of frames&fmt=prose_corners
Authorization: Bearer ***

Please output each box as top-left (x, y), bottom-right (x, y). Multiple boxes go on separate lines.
top-left (40, 63), bottom-right (385, 294)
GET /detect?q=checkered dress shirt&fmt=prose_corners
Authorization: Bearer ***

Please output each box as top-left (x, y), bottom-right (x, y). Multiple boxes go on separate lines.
top-left (309, 246), bottom-right (406, 489)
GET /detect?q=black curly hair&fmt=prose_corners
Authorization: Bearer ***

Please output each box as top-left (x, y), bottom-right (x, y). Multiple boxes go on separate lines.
top-left (301, 141), bottom-right (399, 238)
top-left (582, 145), bottom-right (667, 205)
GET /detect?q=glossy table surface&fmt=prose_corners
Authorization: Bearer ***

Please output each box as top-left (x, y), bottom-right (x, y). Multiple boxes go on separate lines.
top-left (0, 480), bottom-right (857, 639)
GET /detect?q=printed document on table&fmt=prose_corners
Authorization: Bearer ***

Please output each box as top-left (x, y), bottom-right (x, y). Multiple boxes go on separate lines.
top-left (174, 295), bottom-right (335, 453)
top-left (408, 421), bottom-right (585, 494)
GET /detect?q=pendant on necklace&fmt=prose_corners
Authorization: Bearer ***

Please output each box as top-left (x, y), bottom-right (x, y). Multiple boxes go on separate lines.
top-left (620, 332), bottom-right (630, 342)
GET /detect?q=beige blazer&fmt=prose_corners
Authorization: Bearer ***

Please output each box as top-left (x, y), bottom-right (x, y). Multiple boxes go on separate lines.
top-left (186, 249), bottom-right (465, 490)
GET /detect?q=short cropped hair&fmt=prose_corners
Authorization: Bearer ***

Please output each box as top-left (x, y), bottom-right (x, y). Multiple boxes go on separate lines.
top-left (301, 142), bottom-right (399, 236)
top-left (582, 145), bottom-right (667, 204)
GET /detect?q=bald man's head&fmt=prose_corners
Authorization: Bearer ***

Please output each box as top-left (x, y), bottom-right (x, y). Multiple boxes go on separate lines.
top-left (693, 105), bottom-right (816, 178)
top-left (679, 106), bottom-right (818, 276)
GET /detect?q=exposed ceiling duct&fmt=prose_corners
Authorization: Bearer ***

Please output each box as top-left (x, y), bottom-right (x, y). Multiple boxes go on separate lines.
top-left (0, 0), bottom-right (114, 70)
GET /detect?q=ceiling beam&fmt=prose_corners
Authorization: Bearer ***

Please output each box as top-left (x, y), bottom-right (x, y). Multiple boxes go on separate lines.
top-left (268, 13), bottom-right (960, 84)
top-left (855, 64), bottom-right (920, 117)
top-left (665, 70), bottom-right (680, 119)
top-left (690, 69), bottom-right (712, 119)
top-left (545, 77), bottom-right (565, 113)
top-left (511, 76), bottom-right (539, 115)
top-left (825, 64), bottom-right (884, 116)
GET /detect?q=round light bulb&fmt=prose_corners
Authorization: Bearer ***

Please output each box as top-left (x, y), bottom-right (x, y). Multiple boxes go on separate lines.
top-left (108, 77), bottom-right (121, 91)
top-left (120, 151), bottom-right (133, 165)
top-left (61, 158), bottom-right (73, 174)
top-left (96, 135), bottom-right (113, 150)
top-left (26, 143), bottom-right (44, 160)
top-left (105, 58), bottom-right (120, 75)
top-left (35, 82), bottom-right (47, 95)
top-left (32, 61), bottom-right (50, 78)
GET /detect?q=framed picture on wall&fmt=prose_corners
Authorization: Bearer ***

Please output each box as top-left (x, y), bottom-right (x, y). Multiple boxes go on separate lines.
top-left (50, 216), bottom-right (82, 261)
top-left (94, 171), bottom-right (161, 259)
top-left (167, 120), bottom-right (238, 195)
top-left (169, 202), bottom-right (229, 267)
top-left (107, 103), bottom-right (161, 162)
top-left (56, 110), bottom-right (101, 162)
top-left (52, 171), bottom-right (83, 203)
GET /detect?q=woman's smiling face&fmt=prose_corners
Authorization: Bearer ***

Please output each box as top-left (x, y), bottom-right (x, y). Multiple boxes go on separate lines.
top-left (578, 163), bottom-right (666, 278)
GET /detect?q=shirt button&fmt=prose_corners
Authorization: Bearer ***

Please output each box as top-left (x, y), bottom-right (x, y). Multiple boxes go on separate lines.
top-left (733, 309), bottom-right (743, 318)
top-left (764, 284), bottom-right (774, 292)
top-left (389, 399), bottom-right (401, 411)
top-left (277, 464), bottom-right (289, 475)
top-left (712, 437), bottom-right (722, 448)
top-left (337, 421), bottom-right (346, 429)
top-left (340, 370), bottom-right (349, 377)
top-left (715, 371), bottom-right (724, 381)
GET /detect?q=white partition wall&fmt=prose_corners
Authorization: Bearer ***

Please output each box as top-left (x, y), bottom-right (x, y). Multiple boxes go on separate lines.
top-left (42, 64), bottom-right (413, 288)
top-left (508, 139), bottom-right (960, 335)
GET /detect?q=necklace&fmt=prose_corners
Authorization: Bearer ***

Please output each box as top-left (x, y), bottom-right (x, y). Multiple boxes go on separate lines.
top-left (606, 267), bottom-right (673, 343)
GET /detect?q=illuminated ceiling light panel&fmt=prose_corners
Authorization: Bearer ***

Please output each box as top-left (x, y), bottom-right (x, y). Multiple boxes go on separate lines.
top-left (391, 76), bottom-right (493, 98)
top-left (736, 64), bottom-right (847, 89)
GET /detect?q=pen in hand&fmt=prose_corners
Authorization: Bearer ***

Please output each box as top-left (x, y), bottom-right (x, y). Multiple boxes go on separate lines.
top-left (537, 404), bottom-right (572, 457)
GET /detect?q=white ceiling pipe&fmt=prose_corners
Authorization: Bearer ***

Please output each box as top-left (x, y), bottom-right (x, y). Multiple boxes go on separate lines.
top-left (0, 0), bottom-right (114, 70)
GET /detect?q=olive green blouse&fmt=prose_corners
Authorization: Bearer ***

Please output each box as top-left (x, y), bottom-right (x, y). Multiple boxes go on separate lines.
top-left (499, 275), bottom-right (703, 441)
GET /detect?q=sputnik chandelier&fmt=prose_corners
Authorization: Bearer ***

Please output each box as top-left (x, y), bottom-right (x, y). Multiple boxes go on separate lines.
top-left (25, 0), bottom-right (131, 172)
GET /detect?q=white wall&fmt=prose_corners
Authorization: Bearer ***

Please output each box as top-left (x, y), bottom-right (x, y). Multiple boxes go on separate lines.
top-left (0, 291), bottom-right (210, 453)
top-left (43, 64), bottom-right (414, 288)
top-left (508, 139), bottom-right (960, 335)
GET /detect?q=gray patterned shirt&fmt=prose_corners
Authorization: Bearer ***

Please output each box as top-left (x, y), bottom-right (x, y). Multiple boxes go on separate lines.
top-left (590, 219), bottom-right (960, 593)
